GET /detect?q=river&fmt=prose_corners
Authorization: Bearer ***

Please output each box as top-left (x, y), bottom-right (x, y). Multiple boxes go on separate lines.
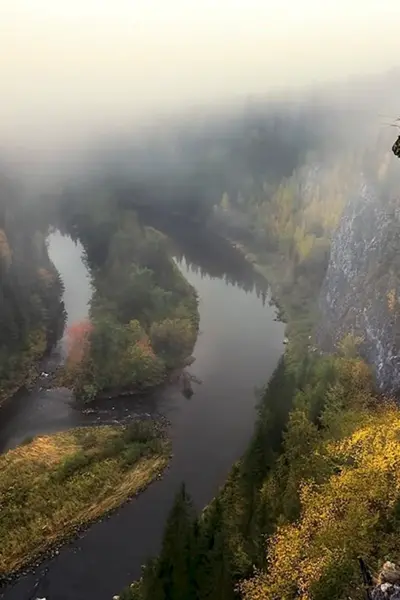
top-left (0, 228), bottom-right (284, 600)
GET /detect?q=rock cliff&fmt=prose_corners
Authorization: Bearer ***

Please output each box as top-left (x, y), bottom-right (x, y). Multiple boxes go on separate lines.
top-left (318, 175), bottom-right (400, 393)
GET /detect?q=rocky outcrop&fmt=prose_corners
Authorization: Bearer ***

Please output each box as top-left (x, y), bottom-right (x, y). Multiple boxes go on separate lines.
top-left (371, 562), bottom-right (400, 600)
top-left (318, 176), bottom-right (400, 393)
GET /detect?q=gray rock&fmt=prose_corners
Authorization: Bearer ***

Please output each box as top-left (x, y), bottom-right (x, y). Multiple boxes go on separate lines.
top-left (371, 583), bottom-right (400, 600)
top-left (317, 175), bottom-right (400, 393)
top-left (371, 562), bottom-right (400, 600)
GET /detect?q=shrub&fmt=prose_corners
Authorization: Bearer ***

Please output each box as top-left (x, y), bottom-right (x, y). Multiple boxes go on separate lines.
top-left (54, 450), bottom-right (92, 482)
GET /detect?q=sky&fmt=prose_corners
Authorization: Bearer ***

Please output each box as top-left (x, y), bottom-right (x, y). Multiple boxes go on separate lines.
top-left (1, 0), bottom-right (400, 154)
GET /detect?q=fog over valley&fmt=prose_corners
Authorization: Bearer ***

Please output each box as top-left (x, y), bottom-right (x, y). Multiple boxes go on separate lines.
top-left (1, 0), bottom-right (400, 169)
top-left (2, 4), bottom-right (400, 600)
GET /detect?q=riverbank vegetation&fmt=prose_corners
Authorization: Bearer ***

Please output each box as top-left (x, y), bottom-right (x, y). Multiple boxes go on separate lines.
top-left (57, 195), bottom-right (199, 401)
top-left (0, 421), bottom-right (170, 578)
top-left (112, 108), bottom-right (400, 599)
top-left (91, 104), bottom-right (398, 360)
top-left (0, 176), bottom-right (64, 403)
top-left (121, 352), bottom-right (400, 600)
top-left (117, 123), bottom-right (400, 599)
top-left (211, 140), bottom-right (399, 358)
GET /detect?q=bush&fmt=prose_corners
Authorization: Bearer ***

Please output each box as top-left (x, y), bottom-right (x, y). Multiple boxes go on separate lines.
top-left (79, 430), bottom-right (98, 450)
top-left (54, 450), bottom-right (92, 481)
top-left (122, 444), bottom-right (144, 467)
top-left (100, 436), bottom-right (126, 459)
top-left (123, 421), bottom-right (157, 444)
top-left (150, 318), bottom-right (196, 368)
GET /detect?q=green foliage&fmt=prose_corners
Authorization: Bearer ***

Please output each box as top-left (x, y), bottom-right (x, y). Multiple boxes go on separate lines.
top-left (128, 484), bottom-right (197, 600)
top-left (126, 360), bottom-right (297, 600)
top-left (54, 450), bottom-right (92, 482)
top-left (150, 318), bottom-right (197, 369)
top-left (0, 176), bottom-right (64, 401)
top-left (337, 332), bottom-right (364, 358)
top-left (59, 200), bottom-right (199, 401)
top-left (123, 421), bottom-right (159, 444)
top-left (125, 353), bottom-right (387, 600)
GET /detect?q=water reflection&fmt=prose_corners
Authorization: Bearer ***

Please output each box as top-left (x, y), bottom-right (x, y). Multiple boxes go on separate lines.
top-left (139, 210), bottom-right (270, 299)
top-left (47, 232), bottom-right (92, 355)
top-left (0, 223), bottom-right (285, 600)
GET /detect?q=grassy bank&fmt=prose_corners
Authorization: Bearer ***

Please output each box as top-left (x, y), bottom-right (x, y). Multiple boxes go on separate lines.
top-left (0, 422), bottom-right (170, 578)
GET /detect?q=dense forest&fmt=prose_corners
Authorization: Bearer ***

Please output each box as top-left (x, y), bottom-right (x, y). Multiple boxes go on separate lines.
top-left (123, 352), bottom-right (396, 600)
top-left (57, 190), bottom-right (199, 401)
top-left (0, 174), bottom-right (63, 403)
top-left (75, 96), bottom-right (400, 361)
top-left (0, 163), bottom-right (200, 404)
top-left (108, 98), bottom-right (400, 599)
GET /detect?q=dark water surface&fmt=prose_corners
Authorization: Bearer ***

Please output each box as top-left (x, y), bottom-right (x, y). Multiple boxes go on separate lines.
top-left (0, 228), bottom-right (284, 600)
top-left (0, 234), bottom-right (92, 453)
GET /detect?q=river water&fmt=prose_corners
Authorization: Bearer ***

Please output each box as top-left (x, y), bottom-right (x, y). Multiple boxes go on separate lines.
top-left (0, 228), bottom-right (284, 600)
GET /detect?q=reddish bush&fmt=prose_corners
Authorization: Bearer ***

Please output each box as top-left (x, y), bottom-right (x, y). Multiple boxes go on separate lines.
top-left (66, 320), bottom-right (93, 365)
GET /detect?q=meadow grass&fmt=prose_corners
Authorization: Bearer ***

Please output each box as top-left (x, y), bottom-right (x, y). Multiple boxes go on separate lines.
top-left (0, 422), bottom-right (170, 577)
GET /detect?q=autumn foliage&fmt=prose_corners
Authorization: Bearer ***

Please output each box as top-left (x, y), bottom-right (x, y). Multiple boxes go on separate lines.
top-left (240, 359), bottom-right (400, 600)
top-left (66, 320), bottom-right (93, 366)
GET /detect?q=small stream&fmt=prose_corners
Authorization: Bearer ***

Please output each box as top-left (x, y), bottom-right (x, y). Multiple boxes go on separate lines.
top-left (0, 228), bottom-right (284, 600)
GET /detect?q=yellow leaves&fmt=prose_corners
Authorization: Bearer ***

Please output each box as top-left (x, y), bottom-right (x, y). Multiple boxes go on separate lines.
top-left (332, 406), bottom-right (400, 481)
top-left (0, 228), bottom-right (12, 268)
top-left (242, 372), bottom-right (400, 600)
top-left (337, 333), bottom-right (364, 359)
top-left (387, 289), bottom-right (397, 313)
top-left (294, 226), bottom-right (316, 261)
top-left (127, 319), bottom-right (144, 340)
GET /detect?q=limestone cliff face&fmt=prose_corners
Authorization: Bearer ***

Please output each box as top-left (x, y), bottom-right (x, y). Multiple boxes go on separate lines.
top-left (318, 176), bottom-right (400, 393)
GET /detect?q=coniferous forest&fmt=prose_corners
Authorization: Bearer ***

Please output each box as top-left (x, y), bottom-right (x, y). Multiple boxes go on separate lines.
top-left (0, 175), bottom-right (63, 403)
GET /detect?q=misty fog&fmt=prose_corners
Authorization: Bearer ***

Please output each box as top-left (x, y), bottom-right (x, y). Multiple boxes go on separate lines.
top-left (2, 0), bottom-right (400, 176)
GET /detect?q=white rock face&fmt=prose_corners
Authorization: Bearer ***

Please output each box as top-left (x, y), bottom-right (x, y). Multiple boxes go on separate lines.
top-left (318, 175), bottom-right (400, 393)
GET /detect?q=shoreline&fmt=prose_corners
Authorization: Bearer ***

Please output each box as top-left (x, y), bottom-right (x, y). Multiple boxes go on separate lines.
top-left (225, 235), bottom-right (320, 357)
top-left (0, 456), bottom-right (171, 588)
top-left (0, 304), bottom-right (66, 410)
top-left (0, 423), bottom-right (171, 584)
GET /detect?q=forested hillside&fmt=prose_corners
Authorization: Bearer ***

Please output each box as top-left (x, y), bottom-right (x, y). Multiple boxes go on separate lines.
top-left (0, 174), bottom-right (63, 403)
top-left (116, 102), bottom-right (400, 599)
top-left (212, 133), bottom-right (400, 358)
top-left (94, 97), bottom-right (398, 360)
top-left (124, 352), bottom-right (400, 600)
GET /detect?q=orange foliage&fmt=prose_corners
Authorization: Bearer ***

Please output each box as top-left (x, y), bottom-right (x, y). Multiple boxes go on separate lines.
top-left (135, 338), bottom-right (156, 359)
top-left (66, 320), bottom-right (93, 365)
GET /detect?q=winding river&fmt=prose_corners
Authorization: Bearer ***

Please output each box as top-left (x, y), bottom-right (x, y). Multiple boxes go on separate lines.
top-left (0, 227), bottom-right (284, 600)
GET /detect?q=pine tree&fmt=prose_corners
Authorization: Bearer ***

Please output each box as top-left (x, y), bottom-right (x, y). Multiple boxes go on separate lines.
top-left (194, 499), bottom-right (235, 600)
top-left (144, 483), bottom-right (197, 600)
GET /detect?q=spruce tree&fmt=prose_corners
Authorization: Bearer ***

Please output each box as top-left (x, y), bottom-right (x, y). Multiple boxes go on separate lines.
top-left (153, 483), bottom-right (197, 600)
